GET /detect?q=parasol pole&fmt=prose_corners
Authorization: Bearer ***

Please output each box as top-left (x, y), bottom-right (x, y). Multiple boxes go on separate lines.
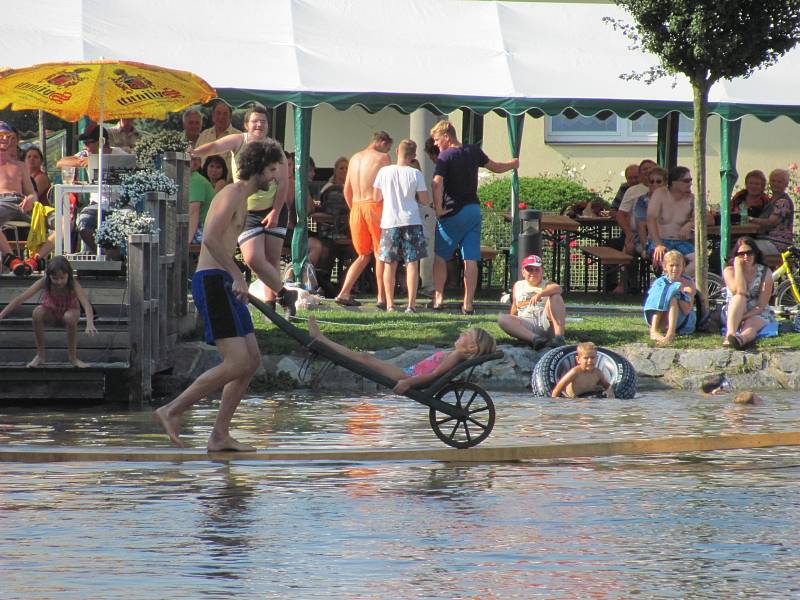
top-left (96, 75), bottom-right (105, 259)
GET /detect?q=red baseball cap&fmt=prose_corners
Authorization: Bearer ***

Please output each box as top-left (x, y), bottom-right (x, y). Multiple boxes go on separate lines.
top-left (521, 254), bottom-right (542, 269)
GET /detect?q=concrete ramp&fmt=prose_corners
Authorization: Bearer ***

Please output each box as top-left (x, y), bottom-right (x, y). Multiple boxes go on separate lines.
top-left (1, 431), bottom-right (799, 463)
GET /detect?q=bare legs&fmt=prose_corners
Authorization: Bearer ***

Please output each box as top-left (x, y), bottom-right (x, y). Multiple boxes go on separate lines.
top-left (723, 293), bottom-right (765, 347)
top-left (405, 261), bottom-right (419, 310)
top-left (336, 253), bottom-right (385, 305)
top-left (432, 255), bottom-right (448, 308)
top-left (156, 334), bottom-right (260, 451)
top-left (240, 235), bottom-right (284, 294)
top-left (27, 306), bottom-right (87, 368)
top-left (307, 315), bottom-right (407, 381)
top-left (649, 297), bottom-right (682, 346)
top-left (498, 296), bottom-right (566, 344)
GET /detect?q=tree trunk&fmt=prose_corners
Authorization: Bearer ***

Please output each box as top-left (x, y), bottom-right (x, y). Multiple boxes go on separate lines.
top-left (692, 79), bottom-right (710, 312)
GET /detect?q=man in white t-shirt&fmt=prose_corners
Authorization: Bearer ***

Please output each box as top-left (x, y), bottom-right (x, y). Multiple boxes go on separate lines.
top-left (373, 139), bottom-right (431, 313)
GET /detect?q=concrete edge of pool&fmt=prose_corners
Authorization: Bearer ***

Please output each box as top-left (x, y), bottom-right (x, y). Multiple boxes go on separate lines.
top-left (1, 431), bottom-right (799, 463)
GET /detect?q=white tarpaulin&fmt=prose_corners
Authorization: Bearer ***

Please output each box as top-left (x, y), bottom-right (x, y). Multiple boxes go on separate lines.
top-left (2, 0), bottom-right (799, 118)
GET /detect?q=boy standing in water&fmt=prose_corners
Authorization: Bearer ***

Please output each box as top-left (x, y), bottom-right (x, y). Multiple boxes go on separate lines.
top-left (551, 342), bottom-right (614, 399)
top-left (156, 140), bottom-right (296, 452)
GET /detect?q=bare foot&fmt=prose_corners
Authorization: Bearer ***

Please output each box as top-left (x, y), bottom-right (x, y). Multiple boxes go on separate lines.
top-left (155, 405), bottom-right (185, 448)
top-left (27, 354), bottom-right (45, 368)
top-left (649, 331), bottom-right (664, 343)
top-left (656, 334), bottom-right (674, 347)
top-left (207, 432), bottom-right (257, 452)
top-left (610, 285), bottom-right (625, 295)
top-left (70, 358), bottom-right (90, 368)
top-left (308, 314), bottom-right (321, 338)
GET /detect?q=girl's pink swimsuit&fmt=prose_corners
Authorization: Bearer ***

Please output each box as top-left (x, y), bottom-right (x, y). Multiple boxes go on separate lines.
top-left (403, 351), bottom-right (446, 377)
top-left (40, 288), bottom-right (78, 320)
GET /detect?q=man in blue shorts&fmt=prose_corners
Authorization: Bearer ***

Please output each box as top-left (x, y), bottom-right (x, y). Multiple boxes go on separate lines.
top-left (428, 120), bottom-right (519, 314)
top-left (156, 139), bottom-right (297, 452)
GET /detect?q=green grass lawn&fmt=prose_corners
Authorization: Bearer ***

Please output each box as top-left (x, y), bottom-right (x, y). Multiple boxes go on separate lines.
top-left (252, 301), bottom-right (800, 354)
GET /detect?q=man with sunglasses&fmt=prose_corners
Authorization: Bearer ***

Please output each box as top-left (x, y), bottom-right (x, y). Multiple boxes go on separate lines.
top-left (498, 254), bottom-right (567, 349)
top-left (0, 121), bottom-right (39, 276)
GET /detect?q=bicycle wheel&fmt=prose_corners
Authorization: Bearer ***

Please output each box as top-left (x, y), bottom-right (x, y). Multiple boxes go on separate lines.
top-left (705, 273), bottom-right (726, 307)
top-left (774, 279), bottom-right (800, 315)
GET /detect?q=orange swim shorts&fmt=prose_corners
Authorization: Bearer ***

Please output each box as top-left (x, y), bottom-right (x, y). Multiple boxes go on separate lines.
top-left (349, 201), bottom-right (383, 256)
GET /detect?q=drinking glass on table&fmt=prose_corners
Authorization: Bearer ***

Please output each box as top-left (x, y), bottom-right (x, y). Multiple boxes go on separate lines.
top-left (61, 167), bottom-right (76, 185)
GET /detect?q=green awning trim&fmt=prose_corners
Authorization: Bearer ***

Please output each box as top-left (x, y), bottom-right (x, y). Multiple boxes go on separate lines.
top-left (219, 89), bottom-right (800, 123)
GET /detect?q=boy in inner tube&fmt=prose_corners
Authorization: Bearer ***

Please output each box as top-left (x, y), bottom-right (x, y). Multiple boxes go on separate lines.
top-left (551, 342), bottom-right (614, 399)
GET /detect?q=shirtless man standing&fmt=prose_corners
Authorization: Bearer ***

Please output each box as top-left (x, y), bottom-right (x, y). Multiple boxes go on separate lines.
top-left (334, 131), bottom-right (393, 308)
top-left (0, 121), bottom-right (38, 276)
top-left (156, 139), bottom-right (297, 452)
top-left (647, 166), bottom-right (699, 276)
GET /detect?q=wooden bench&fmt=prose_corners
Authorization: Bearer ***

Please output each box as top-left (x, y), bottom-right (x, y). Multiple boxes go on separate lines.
top-left (579, 245), bottom-right (634, 293)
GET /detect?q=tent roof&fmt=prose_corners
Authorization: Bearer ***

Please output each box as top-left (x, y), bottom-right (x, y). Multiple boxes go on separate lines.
top-left (3, 0), bottom-right (800, 121)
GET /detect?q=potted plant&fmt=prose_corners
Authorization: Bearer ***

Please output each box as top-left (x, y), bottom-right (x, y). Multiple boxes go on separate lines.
top-left (95, 209), bottom-right (158, 258)
top-left (133, 130), bottom-right (190, 169)
top-left (118, 169), bottom-right (178, 211)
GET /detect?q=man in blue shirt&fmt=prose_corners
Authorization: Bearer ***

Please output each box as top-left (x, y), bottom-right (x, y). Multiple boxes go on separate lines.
top-left (429, 120), bottom-right (519, 314)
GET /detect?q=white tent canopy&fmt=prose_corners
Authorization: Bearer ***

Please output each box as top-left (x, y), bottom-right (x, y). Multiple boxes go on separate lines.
top-left (3, 0), bottom-right (800, 120)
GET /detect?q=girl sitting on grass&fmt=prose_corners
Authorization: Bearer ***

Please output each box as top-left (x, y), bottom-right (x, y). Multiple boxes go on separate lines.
top-left (307, 315), bottom-right (495, 395)
top-left (0, 256), bottom-right (96, 367)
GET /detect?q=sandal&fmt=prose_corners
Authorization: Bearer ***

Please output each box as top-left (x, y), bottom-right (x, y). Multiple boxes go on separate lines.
top-left (335, 296), bottom-right (362, 307)
top-left (729, 334), bottom-right (745, 351)
top-left (461, 307), bottom-right (475, 315)
top-left (426, 300), bottom-right (443, 311)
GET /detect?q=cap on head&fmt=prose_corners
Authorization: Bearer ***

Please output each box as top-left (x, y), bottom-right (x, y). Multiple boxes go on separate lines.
top-left (78, 124), bottom-right (109, 143)
top-left (521, 254), bottom-right (543, 269)
top-left (0, 121), bottom-right (13, 134)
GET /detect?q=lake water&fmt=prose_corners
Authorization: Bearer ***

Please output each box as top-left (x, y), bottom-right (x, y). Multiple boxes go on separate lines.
top-left (2, 390), bottom-right (800, 599)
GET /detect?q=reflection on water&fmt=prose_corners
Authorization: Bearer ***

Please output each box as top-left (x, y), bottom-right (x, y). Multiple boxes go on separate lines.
top-left (2, 390), bottom-right (800, 598)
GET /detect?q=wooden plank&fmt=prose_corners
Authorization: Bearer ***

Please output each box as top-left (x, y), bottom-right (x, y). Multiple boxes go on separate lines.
top-left (0, 286), bottom-right (128, 304)
top-left (1, 431), bottom-right (799, 464)
top-left (0, 348), bottom-right (129, 362)
top-left (1, 304), bottom-right (128, 318)
top-left (0, 381), bottom-right (105, 400)
top-left (579, 245), bottom-right (633, 265)
top-left (0, 319), bottom-right (127, 331)
top-left (0, 331), bottom-right (129, 348)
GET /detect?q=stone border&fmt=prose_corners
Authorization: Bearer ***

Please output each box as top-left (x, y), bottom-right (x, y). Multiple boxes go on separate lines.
top-left (154, 341), bottom-right (800, 396)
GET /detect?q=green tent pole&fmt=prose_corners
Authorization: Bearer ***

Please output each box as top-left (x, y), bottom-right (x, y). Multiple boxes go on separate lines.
top-left (506, 113), bottom-right (525, 285)
top-left (292, 106), bottom-right (313, 280)
top-left (656, 112), bottom-right (679, 172)
top-left (719, 118), bottom-right (741, 269)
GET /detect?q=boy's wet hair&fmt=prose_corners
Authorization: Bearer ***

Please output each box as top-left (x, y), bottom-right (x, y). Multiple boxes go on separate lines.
top-left (465, 327), bottom-right (496, 358)
top-left (576, 341), bottom-right (597, 356)
top-left (44, 256), bottom-right (75, 292)
top-left (663, 250), bottom-right (685, 266)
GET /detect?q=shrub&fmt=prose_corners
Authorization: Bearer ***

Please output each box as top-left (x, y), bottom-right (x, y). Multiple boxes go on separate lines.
top-left (478, 176), bottom-right (605, 213)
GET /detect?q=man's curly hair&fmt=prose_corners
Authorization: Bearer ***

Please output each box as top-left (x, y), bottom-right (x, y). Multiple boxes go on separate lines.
top-left (237, 139), bottom-right (285, 181)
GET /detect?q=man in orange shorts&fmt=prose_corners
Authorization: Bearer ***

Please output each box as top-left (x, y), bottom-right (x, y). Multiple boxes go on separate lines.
top-left (335, 131), bottom-right (393, 307)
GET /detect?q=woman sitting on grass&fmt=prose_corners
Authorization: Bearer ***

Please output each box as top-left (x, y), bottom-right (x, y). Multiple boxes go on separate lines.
top-left (307, 315), bottom-right (495, 395)
top-left (722, 236), bottom-right (777, 350)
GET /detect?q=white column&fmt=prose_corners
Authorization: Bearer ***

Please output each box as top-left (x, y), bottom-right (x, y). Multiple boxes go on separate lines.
top-left (410, 108), bottom-right (439, 293)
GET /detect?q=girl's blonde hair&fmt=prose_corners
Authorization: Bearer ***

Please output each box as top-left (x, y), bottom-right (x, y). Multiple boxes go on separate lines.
top-left (465, 327), bottom-right (496, 358)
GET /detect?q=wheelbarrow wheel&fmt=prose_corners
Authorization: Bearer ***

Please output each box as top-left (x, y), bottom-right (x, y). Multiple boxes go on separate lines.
top-left (429, 382), bottom-right (495, 449)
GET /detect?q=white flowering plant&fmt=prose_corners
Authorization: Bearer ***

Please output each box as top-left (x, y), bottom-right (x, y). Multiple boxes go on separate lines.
top-left (133, 130), bottom-right (190, 169)
top-left (95, 209), bottom-right (158, 254)
top-left (118, 169), bottom-right (178, 211)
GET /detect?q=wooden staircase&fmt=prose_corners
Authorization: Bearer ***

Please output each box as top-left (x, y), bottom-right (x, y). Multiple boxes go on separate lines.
top-left (0, 274), bottom-right (131, 401)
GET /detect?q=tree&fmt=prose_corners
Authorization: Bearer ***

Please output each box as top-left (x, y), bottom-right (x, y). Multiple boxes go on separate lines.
top-left (605, 1), bottom-right (800, 305)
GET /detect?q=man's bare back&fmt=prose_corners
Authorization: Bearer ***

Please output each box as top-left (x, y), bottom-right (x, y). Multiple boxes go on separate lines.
top-left (346, 147), bottom-right (390, 205)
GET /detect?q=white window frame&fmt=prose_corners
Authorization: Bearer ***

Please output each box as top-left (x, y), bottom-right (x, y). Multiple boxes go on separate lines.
top-left (545, 113), bottom-right (692, 144)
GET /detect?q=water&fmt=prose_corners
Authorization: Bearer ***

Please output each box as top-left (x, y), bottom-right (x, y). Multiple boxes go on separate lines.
top-left (2, 390), bottom-right (800, 599)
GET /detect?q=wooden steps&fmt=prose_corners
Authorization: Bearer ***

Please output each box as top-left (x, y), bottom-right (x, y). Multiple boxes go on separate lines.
top-left (0, 274), bottom-right (132, 400)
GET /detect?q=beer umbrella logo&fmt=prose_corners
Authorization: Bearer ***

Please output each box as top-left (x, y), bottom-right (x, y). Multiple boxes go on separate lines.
top-left (0, 60), bottom-right (215, 122)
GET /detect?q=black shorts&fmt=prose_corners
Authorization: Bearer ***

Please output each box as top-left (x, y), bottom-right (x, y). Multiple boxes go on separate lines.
top-left (244, 206), bottom-right (289, 230)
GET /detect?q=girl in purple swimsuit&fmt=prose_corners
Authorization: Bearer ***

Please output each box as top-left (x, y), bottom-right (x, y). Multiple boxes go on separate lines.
top-left (306, 315), bottom-right (496, 395)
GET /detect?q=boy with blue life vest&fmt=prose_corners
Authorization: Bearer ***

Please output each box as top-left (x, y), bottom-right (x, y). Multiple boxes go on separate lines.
top-left (643, 250), bottom-right (696, 346)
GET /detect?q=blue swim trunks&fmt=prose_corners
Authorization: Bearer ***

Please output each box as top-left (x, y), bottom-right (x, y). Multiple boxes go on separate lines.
top-left (435, 203), bottom-right (481, 261)
top-left (191, 269), bottom-right (254, 345)
top-left (648, 239), bottom-right (695, 257)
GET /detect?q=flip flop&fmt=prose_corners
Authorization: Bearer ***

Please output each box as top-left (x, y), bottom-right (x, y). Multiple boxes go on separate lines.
top-left (731, 334), bottom-right (745, 351)
top-left (335, 296), bottom-right (361, 307)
